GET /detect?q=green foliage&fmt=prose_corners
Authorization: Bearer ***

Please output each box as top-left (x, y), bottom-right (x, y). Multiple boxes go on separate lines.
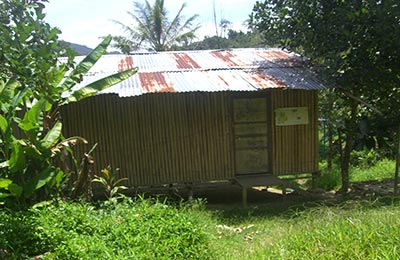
top-left (250, 0), bottom-right (400, 191)
top-left (92, 166), bottom-right (128, 199)
top-left (350, 149), bottom-right (381, 169)
top-left (350, 158), bottom-right (395, 182)
top-left (0, 198), bottom-right (211, 259)
top-left (181, 30), bottom-right (265, 50)
top-left (0, 1), bottom-right (138, 206)
top-left (315, 161), bottom-right (342, 191)
top-left (250, 0), bottom-right (400, 89)
top-left (313, 158), bottom-right (396, 190)
top-left (112, 0), bottom-right (200, 52)
top-left (2, 187), bottom-right (400, 259)
top-left (0, 209), bottom-right (55, 259)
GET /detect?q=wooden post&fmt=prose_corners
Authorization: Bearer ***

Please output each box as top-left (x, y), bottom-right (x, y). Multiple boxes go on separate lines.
top-left (312, 171), bottom-right (319, 190)
top-left (186, 183), bottom-right (194, 201)
top-left (242, 187), bottom-right (247, 208)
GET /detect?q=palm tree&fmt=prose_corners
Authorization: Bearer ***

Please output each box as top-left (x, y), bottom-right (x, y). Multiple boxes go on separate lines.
top-left (113, 0), bottom-right (199, 52)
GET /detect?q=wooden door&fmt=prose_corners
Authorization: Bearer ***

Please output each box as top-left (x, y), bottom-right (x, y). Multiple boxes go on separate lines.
top-left (233, 97), bottom-right (269, 175)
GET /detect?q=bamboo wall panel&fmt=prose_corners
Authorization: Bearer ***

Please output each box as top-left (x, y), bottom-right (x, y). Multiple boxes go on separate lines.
top-left (270, 90), bottom-right (319, 174)
top-left (60, 92), bottom-right (234, 187)
top-left (232, 96), bottom-right (269, 175)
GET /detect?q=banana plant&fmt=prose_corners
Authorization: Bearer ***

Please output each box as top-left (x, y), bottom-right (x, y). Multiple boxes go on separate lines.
top-left (0, 35), bottom-right (138, 205)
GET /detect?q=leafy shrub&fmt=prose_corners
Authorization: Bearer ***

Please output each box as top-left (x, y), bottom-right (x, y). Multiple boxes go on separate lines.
top-left (1, 198), bottom-right (211, 259)
top-left (350, 149), bottom-right (382, 169)
top-left (0, 209), bottom-right (55, 259)
top-left (0, 1), bottom-right (137, 206)
top-left (312, 161), bottom-right (342, 191)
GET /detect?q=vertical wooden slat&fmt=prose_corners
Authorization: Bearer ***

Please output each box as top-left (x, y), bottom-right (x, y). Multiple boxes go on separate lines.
top-left (61, 92), bottom-right (237, 187)
top-left (271, 89), bottom-right (319, 175)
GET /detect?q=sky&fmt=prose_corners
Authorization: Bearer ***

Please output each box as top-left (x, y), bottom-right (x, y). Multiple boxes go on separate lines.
top-left (44, 0), bottom-right (257, 48)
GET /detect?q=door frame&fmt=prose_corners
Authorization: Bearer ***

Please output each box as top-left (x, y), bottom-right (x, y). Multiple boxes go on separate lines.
top-left (231, 91), bottom-right (273, 176)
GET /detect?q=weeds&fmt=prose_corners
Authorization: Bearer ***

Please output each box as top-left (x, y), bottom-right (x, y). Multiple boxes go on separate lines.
top-left (2, 159), bottom-right (399, 259)
top-left (350, 158), bottom-right (395, 182)
top-left (315, 158), bottom-right (396, 190)
top-left (92, 166), bottom-right (128, 200)
top-left (0, 197), bottom-right (211, 259)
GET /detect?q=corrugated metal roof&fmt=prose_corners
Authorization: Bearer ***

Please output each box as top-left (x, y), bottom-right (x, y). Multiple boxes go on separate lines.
top-left (63, 48), bottom-right (327, 97)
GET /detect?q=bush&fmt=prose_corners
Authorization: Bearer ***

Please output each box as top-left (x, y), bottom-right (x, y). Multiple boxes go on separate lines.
top-left (350, 149), bottom-right (382, 169)
top-left (312, 161), bottom-right (342, 191)
top-left (0, 197), bottom-right (211, 259)
top-left (0, 209), bottom-right (55, 259)
top-left (315, 157), bottom-right (396, 191)
top-left (350, 158), bottom-right (395, 182)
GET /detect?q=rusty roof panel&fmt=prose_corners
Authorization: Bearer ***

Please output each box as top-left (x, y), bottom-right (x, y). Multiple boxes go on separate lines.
top-left (61, 48), bottom-right (328, 97)
top-left (172, 53), bottom-right (201, 69)
top-left (139, 72), bottom-right (175, 93)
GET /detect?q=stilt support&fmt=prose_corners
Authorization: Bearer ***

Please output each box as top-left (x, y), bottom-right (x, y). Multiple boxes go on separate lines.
top-left (242, 186), bottom-right (247, 208)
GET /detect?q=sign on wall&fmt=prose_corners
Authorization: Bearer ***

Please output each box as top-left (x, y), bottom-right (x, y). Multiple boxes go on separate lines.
top-left (275, 107), bottom-right (309, 126)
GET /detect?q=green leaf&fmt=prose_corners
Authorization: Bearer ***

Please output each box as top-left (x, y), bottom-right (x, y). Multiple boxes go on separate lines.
top-left (8, 183), bottom-right (23, 197)
top-left (0, 114), bottom-right (8, 133)
top-left (0, 161), bottom-right (9, 168)
top-left (0, 179), bottom-right (12, 189)
top-left (0, 193), bottom-right (11, 200)
top-left (0, 79), bottom-right (19, 102)
top-left (9, 142), bottom-right (26, 173)
top-left (23, 168), bottom-right (56, 197)
top-left (53, 170), bottom-right (65, 188)
top-left (41, 121), bottom-right (62, 149)
top-left (11, 89), bottom-right (28, 110)
top-left (61, 35), bottom-right (112, 91)
top-left (63, 67), bottom-right (138, 104)
top-left (19, 99), bottom-right (51, 132)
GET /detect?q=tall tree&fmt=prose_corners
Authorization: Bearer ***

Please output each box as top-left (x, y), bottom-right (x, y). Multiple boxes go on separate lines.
top-left (250, 0), bottom-right (400, 192)
top-left (113, 0), bottom-right (199, 52)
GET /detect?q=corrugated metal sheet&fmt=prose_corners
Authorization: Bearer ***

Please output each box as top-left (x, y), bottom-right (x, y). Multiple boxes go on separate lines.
top-left (62, 48), bottom-right (327, 97)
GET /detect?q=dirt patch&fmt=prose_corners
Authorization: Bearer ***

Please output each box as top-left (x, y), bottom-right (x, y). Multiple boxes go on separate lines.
top-left (348, 178), bottom-right (397, 197)
top-left (128, 178), bottom-right (398, 209)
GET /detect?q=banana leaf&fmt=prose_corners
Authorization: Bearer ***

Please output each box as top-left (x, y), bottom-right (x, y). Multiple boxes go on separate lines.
top-left (61, 67), bottom-right (138, 104)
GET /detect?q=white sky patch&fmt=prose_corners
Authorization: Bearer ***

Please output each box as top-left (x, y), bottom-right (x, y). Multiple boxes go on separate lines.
top-left (44, 0), bottom-right (256, 48)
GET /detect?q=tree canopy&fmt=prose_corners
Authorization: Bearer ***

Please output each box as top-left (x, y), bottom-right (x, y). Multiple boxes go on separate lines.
top-left (250, 0), bottom-right (400, 192)
top-left (113, 0), bottom-right (199, 52)
top-left (250, 0), bottom-right (400, 90)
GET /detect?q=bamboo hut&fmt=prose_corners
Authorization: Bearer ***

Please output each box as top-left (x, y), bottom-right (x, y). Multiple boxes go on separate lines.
top-left (60, 48), bottom-right (327, 198)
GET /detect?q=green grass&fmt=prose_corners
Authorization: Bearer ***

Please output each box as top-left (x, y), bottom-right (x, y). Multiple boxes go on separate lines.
top-left (350, 158), bottom-right (396, 182)
top-left (1, 158), bottom-right (400, 259)
top-left (200, 198), bottom-right (400, 259)
top-left (315, 158), bottom-right (396, 191)
top-left (0, 198), bottom-right (211, 259)
top-left (257, 201), bottom-right (400, 259)
top-left (1, 196), bottom-right (400, 259)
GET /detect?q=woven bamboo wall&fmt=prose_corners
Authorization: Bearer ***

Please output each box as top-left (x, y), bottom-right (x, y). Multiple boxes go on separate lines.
top-left (270, 89), bottom-right (319, 174)
top-left (60, 92), bottom-right (234, 187)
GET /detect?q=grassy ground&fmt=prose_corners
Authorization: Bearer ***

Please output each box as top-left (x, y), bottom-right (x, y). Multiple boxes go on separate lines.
top-left (207, 198), bottom-right (400, 259)
top-left (1, 159), bottom-right (399, 259)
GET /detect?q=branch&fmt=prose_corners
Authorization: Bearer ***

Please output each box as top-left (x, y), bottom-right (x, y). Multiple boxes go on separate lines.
top-left (338, 87), bottom-right (384, 117)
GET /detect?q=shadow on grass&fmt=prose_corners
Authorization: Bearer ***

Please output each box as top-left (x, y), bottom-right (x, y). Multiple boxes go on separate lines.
top-left (188, 182), bottom-right (400, 225)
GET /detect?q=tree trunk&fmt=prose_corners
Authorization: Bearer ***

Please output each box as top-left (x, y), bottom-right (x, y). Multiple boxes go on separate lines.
top-left (394, 124), bottom-right (400, 195)
top-left (338, 97), bottom-right (358, 193)
top-left (327, 89), bottom-right (334, 169)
